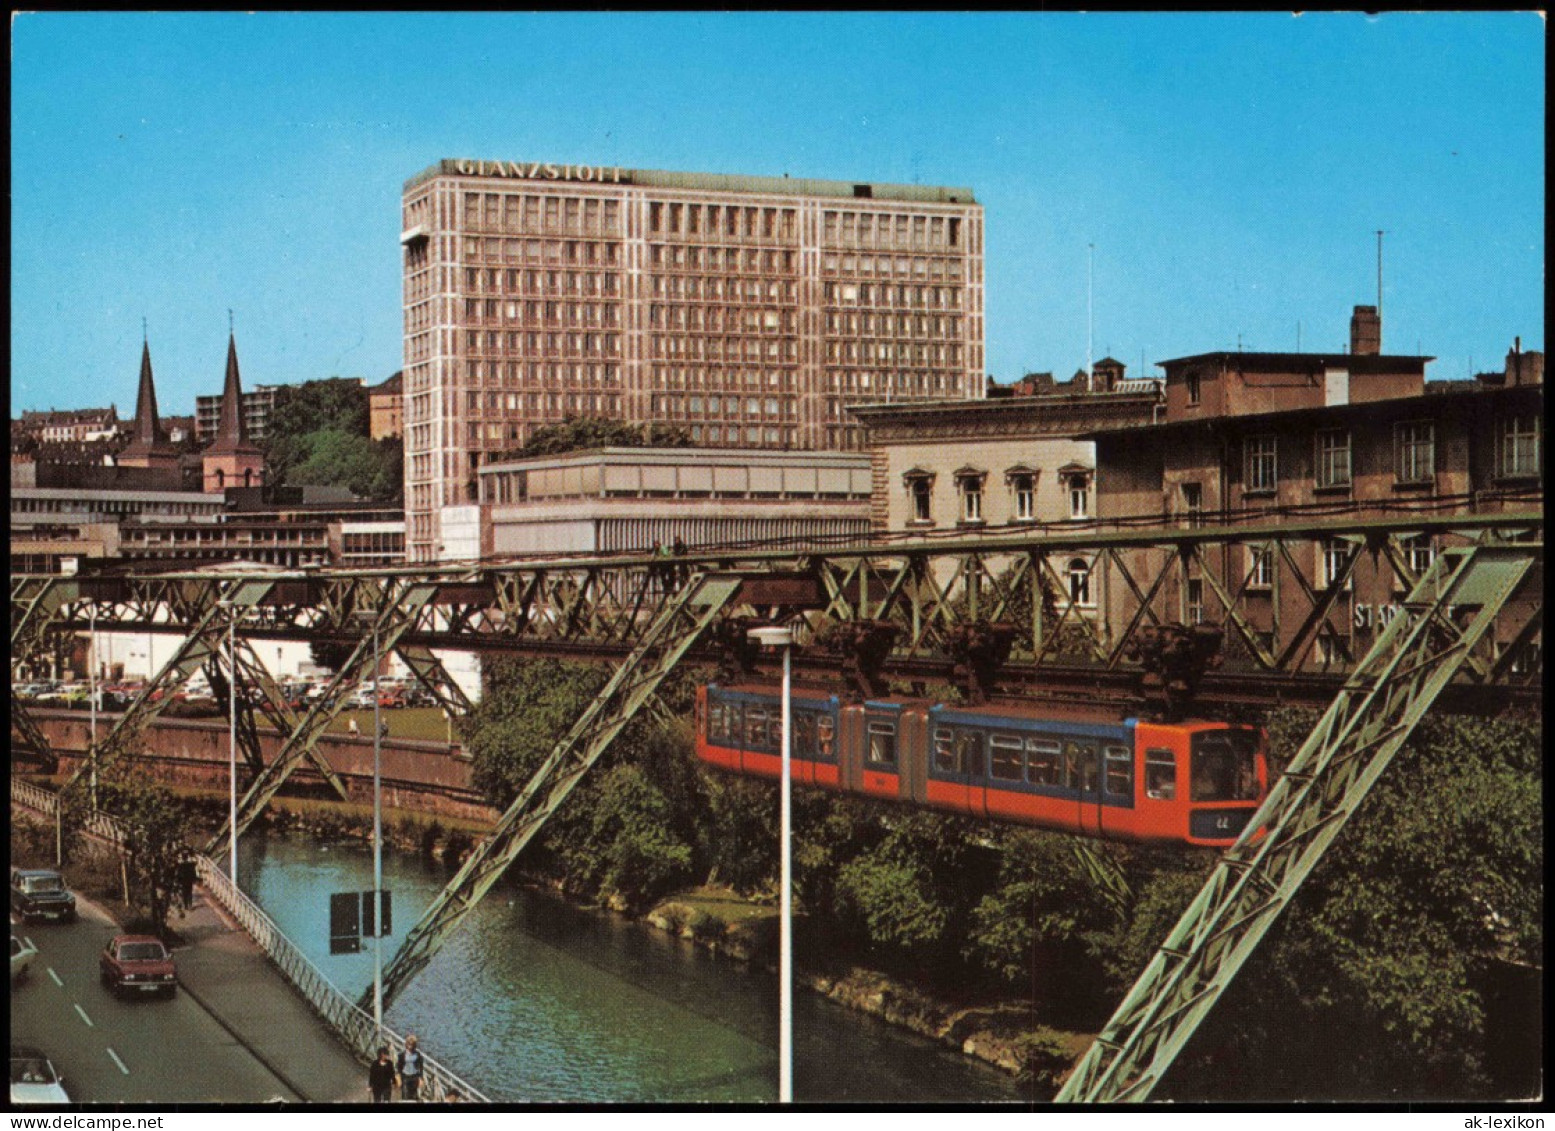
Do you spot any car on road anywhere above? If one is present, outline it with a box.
[99,934,177,998]
[10,935,38,983]
[9,868,77,924]
[10,1046,70,1104]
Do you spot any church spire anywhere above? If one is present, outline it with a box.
[119,337,178,471]
[207,330,261,455]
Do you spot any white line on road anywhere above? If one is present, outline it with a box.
[74,1003,95,1028]
[106,1047,130,1076]
[47,966,63,987]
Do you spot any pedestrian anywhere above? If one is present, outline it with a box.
[348,717,359,737]
[369,1046,395,1103]
[397,1034,425,1102]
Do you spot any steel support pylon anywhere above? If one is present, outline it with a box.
[371,571,745,1012]
[205,580,443,857]
[1055,541,1538,1103]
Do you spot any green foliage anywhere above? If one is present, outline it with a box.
[97,770,196,937]
[965,830,1122,985]
[1163,713,1542,1101]
[261,378,401,501]
[505,415,692,458]
[836,847,949,954]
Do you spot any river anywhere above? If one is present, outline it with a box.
[235,833,1026,1104]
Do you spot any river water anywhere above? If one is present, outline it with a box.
[235,834,1025,1104]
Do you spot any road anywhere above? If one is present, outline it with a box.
[10,898,299,1104]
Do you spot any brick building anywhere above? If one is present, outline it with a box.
[401,159,985,560]
[368,371,404,440]
[1088,318,1542,670]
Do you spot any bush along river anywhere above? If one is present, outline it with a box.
[233,832,1024,1104]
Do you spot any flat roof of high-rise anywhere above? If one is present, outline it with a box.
[405,159,977,205]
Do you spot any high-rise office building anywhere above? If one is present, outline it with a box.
[401,159,985,561]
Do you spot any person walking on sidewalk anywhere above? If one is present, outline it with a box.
[397,1035,425,1102]
[369,1046,396,1103]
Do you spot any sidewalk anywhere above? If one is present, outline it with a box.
[173,887,371,1104]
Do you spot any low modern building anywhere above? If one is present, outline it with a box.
[196,381,279,445]
[478,446,872,558]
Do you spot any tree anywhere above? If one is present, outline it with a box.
[261,378,401,501]
[98,770,196,937]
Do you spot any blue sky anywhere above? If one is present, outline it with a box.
[11,11,1545,416]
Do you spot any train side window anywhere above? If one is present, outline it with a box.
[768,713,783,748]
[1026,739,1061,786]
[1065,742,1099,791]
[727,704,743,745]
[816,715,836,760]
[990,734,1024,781]
[745,707,768,749]
[793,712,815,758]
[932,729,957,774]
[1145,748,1176,800]
[957,730,985,777]
[867,721,897,767]
[709,702,727,742]
[1104,744,1133,796]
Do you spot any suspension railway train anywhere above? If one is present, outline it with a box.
[695,683,1269,847]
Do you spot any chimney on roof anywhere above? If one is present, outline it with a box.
[1350,305,1381,356]
[1505,338,1544,387]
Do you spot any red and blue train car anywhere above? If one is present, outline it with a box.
[695,683,1268,848]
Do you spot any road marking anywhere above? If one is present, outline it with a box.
[47,966,63,987]
[74,1003,95,1028]
[106,1047,130,1075]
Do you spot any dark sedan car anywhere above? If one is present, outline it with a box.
[9,869,77,924]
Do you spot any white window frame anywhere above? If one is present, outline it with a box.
[1067,557,1094,607]
[1247,543,1274,590]
[1499,413,1541,479]
[1395,420,1436,484]
[1244,435,1278,494]
[1315,428,1352,489]
[904,471,935,525]
[1321,537,1354,591]
[955,469,987,524]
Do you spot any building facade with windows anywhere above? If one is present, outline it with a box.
[1088,335,1542,671]
[196,383,280,445]
[478,447,872,558]
[401,159,985,560]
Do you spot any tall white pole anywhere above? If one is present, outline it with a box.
[228,607,238,886]
[373,620,383,1035]
[779,637,792,1104]
[1087,243,1095,393]
[88,604,97,810]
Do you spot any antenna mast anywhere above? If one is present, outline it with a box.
[1087,244,1095,393]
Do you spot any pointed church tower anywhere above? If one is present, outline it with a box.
[118,338,182,475]
[202,332,266,493]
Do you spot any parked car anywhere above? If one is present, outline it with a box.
[9,869,77,924]
[9,1046,70,1104]
[10,936,38,984]
[99,934,177,998]
[377,690,406,709]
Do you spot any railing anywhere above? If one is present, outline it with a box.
[9,778,492,1104]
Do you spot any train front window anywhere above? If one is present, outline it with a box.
[1190,731,1260,801]
[867,721,897,767]
[990,735,1023,781]
[1145,748,1176,800]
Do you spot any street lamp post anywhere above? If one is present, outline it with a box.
[372,619,384,1036]
[227,602,239,886]
[747,624,793,1104]
[88,603,98,811]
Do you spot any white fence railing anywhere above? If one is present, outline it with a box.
[10,778,492,1104]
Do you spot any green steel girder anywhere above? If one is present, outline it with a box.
[10,691,56,772]
[205,579,444,857]
[392,642,475,716]
[1186,542,1279,671]
[1104,547,1175,669]
[1055,539,1539,1104]
[11,576,77,661]
[64,578,277,790]
[371,571,747,1013]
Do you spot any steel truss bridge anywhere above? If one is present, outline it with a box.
[10,509,1542,1103]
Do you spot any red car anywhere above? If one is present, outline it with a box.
[99,935,177,998]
